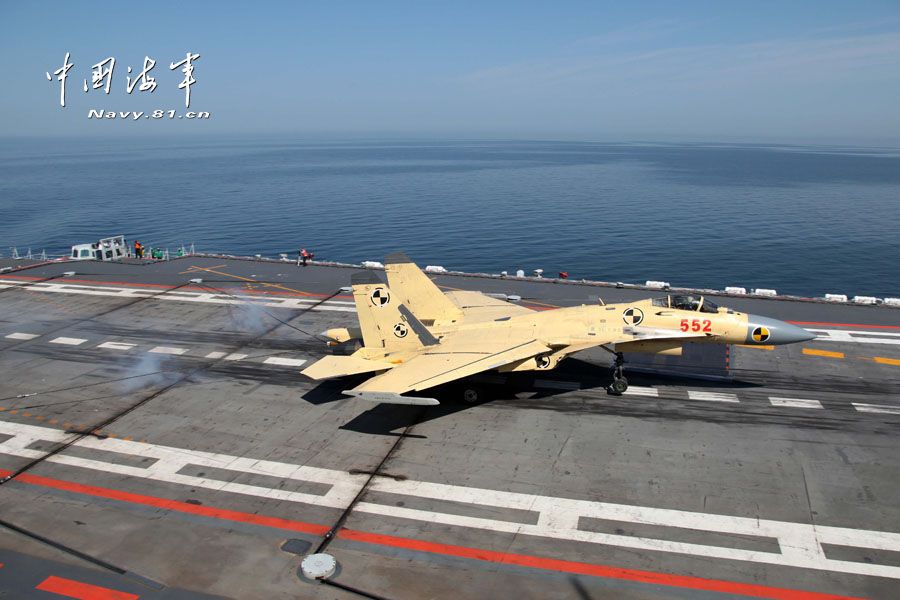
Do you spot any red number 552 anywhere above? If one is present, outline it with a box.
[681,319,711,332]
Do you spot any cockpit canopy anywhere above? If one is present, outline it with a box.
[651,294,719,313]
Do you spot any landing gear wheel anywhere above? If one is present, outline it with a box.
[609,377,629,395]
[607,352,628,395]
[460,385,483,404]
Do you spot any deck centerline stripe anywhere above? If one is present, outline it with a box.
[0,468,868,600]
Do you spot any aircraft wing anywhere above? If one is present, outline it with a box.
[346,338,551,399]
[443,290,534,322]
[302,355,396,379]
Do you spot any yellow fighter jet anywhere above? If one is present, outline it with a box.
[301,252,815,405]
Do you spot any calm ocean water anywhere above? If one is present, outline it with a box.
[1,137,898,298]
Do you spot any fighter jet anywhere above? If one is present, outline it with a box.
[301,252,815,405]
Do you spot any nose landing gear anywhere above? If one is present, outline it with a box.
[608,352,628,395]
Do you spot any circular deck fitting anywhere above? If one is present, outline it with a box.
[300,553,337,580]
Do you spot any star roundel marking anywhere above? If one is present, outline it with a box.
[393,323,409,338]
[370,287,390,307]
[622,307,644,325]
[752,326,770,342]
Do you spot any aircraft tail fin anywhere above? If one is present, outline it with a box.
[385,252,463,322]
[351,271,438,351]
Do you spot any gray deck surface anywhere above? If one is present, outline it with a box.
[0,255,897,600]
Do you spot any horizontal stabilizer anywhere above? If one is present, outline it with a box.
[301,355,395,379]
[342,389,440,405]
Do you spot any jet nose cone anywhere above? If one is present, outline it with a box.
[746,315,817,345]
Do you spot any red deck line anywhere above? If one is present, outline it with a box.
[0,469,869,600]
[0,275,350,300]
[5,470,329,536]
[786,321,900,330]
[338,529,864,600]
[35,575,139,600]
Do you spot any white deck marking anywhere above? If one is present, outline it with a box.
[687,390,739,403]
[97,342,136,351]
[262,357,306,367]
[5,333,39,340]
[807,329,900,346]
[852,403,900,415]
[1,419,898,580]
[49,337,87,346]
[623,386,658,397]
[148,346,188,355]
[224,353,247,361]
[205,351,226,359]
[0,279,355,313]
[769,397,823,409]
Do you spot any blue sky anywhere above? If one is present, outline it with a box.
[2,1,899,142]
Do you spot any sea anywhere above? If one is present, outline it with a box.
[1,137,898,299]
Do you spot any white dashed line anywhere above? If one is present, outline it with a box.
[0,279,356,313]
[97,341,136,351]
[49,337,87,346]
[687,390,739,403]
[263,357,307,367]
[148,346,188,355]
[5,333,39,340]
[623,386,659,397]
[224,353,247,361]
[769,397,823,409]
[205,351,227,359]
[853,403,900,415]
[807,329,900,346]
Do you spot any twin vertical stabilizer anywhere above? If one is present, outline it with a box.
[350,271,438,352]
[385,251,463,323]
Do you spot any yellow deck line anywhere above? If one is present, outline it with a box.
[874,356,900,366]
[802,348,844,359]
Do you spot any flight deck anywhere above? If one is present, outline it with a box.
[0,255,897,600]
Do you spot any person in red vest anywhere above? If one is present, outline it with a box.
[300,248,312,266]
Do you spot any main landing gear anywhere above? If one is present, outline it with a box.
[607,352,629,395]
